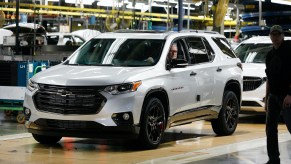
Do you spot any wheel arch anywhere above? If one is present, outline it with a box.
[224,80,242,108]
[141,88,169,124]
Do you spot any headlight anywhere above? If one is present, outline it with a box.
[104,81,142,95]
[27,79,39,92]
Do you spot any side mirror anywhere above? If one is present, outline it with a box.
[171,58,188,68]
[166,58,188,70]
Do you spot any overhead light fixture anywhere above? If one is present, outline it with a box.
[97,0,129,8]
[65,0,95,5]
[272,0,291,5]
[256,0,291,5]
[174,5,195,10]
[126,2,149,12]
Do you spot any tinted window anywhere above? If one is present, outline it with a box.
[186,37,210,64]
[212,37,236,58]
[63,35,74,45]
[73,36,85,45]
[235,43,272,63]
[46,35,59,45]
[68,39,165,67]
[202,37,215,61]
[69,39,115,65]
[113,39,165,66]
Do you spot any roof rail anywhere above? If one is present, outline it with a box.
[113,29,166,33]
[179,30,219,34]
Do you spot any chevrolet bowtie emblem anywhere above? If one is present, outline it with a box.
[57,89,72,96]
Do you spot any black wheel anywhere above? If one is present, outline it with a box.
[32,134,62,144]
[138,97,166,149]
[211,90,239,136]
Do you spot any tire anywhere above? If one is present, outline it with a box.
[211,90,239,136]
[138,97,166,149]
[16,113,25,124]
[32,134,62,144]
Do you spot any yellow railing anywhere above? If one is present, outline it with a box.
[0,2,237,25]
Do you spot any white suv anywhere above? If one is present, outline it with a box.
[46,32,86,46]
[235,36,291,113]
[24,30,243,149]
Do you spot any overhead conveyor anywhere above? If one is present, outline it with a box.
[0,2,237,26]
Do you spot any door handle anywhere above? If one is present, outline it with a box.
[190,71,197,76]
[216,67,222,72]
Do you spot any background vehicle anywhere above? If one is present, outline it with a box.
[71,29,100,41]
[224,29,244,49]
[46,32,86,46]
[24,30,242,149]
[235,36,291,113]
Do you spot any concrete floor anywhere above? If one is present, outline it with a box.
[0,111,290,164]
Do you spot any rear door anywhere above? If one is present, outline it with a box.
[185,36,217,107]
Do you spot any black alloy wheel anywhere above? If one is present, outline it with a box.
[211,90,239,136]
[138,97,165,149]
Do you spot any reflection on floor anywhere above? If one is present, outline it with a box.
[0,111,290,164]
[139,133,291,164]
[0,111,27,136]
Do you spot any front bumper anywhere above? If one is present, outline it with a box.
[241,82,266,113]
[25,119,140,139]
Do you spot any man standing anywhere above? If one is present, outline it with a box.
[265,25,291,164]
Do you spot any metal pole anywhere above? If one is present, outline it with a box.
[187,3,190,30]
[259,0,263,26]
[58,0,61,32]
[178,0,183,31]
[167,0,169,30]
[15,0,20,56]
[33,1,36,56]
[132,0,136,29]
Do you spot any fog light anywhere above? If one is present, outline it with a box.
[122,113,130,120]
[24,108,31,115]
[111,112,133,126]
[23,108,31,121]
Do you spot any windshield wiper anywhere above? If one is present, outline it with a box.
[91,64,114,66]
[66,63,90,66]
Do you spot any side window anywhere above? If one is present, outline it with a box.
[168,39,188,62]
[176,40,187,60]
[202,37,215,61]
[46,35,59,45]
[186,37,210,64]
[212,37,237,58]
[73,36,85,45]
[63,35,74,45]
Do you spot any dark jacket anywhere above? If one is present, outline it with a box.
[265,40,291,96]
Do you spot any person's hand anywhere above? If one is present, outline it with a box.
[283,94,291,109]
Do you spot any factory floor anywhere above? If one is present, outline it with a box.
[0,111,290,164]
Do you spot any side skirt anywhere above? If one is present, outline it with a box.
[166,105,221,128]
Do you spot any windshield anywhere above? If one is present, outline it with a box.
[67,38,165,67]
[235,43,272,63]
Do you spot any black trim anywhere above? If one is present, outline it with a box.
[167,105,220,128]
[288,87,291,96]
[26,119,140,139]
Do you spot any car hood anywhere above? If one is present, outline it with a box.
[242,63,266,77]
[32,65,154,86]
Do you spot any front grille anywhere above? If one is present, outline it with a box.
[243,76,265,91]
[34,84,107,115]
